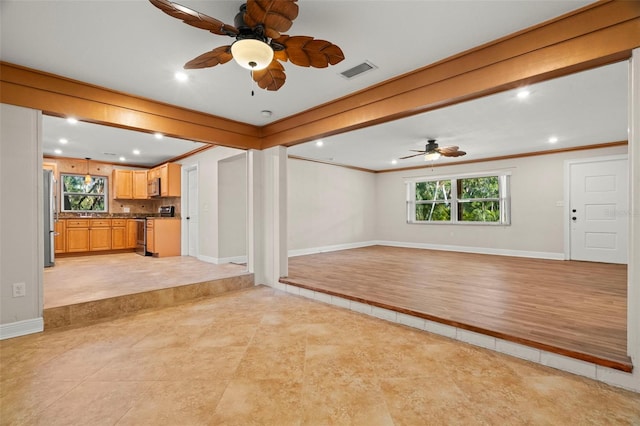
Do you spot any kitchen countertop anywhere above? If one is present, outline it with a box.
[58,213,179,219]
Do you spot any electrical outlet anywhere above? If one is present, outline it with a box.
[12,282,26,298]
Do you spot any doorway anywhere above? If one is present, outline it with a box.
[566,155,629,264]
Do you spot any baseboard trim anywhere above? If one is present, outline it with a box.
[374,240,565,261]
[287,240,564,261]
[288,241,377,257]
[198,254,248,265]
[0,317,44,340]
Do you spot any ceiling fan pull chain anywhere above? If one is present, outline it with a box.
[251,69,255,97]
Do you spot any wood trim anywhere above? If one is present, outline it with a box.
[261,1,640,148]
[44,155,152,170]
[0,63,261,150]
[377,141,629,173]
[287,155,376,173]
[165,144,217,165]
[287,141,627,175]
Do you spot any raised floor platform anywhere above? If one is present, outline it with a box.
[44,254,253,329]
[281,245,632,372]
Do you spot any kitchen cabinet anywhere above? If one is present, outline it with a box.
[113,170,133,199]
[111,219,127,250]
[149,163,181,197]
[89,219,111,251]
[66,219,90,252]
[126,219,138,248]
[54,219,66,253]
[113,169,149,200]
[133,170,148,199]
[146,218,180,257]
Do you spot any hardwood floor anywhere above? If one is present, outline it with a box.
[281,246,631,372]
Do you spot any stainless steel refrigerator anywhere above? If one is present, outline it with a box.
[43,169,56,267]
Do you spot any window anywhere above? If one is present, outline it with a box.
[407,172,510,225]
[61,174,108,212]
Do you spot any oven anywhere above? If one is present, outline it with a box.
[135,218,147,256]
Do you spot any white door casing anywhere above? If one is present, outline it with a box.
[186,166,199,257]
[566,155,628,264]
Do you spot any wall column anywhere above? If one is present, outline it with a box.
[248,146,288,285]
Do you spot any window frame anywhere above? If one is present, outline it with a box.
[406,170,511,225]
[60,173,109,213]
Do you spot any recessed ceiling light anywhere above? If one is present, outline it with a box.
[261,110,273,118]
[133,149,141,155]
[59,138,68,144]
[54,149,62,155]
[174,71,188,82]
[516,89,530,99]
[315,140,323,147]
[154,133,163,140]
[119,156,126,161]
[548,136,559,144]
[66,117,78,124]
[391,159,398,165]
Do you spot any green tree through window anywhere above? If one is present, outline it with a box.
[407,174,509,225]
[61,174,108,212]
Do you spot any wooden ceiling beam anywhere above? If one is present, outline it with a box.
[260,0,640,149]
[0,63,261,150]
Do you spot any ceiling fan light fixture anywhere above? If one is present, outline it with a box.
[231,39,273,70]
[424,152,441,161]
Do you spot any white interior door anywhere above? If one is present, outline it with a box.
[186,166,199,257]
[569,157,628,264]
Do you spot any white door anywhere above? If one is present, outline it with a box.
[186,166,199,257]
[569,157,628,264]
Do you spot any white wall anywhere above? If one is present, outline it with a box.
[287,158,377,253]
[179,146,246,263]
[218,153,247,259]
[375,145,628,258]
[0,104,43,335]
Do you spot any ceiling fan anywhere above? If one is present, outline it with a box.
[399,139,467,161]
[149,0,345,91]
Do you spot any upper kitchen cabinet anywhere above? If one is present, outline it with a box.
[113,169,148,200]
[113,170,133,199]
[133,170,148,199]
[149,163,181,197]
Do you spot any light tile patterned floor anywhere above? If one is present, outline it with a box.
[44,254,248,308]
[2,286,639,425]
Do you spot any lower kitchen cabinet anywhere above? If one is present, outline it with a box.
[126,219,138,248]
[146,218,180,257]
[111,219,127,250]
[66,219,90,252]
[89,219,112,251]
[54,220,66,253]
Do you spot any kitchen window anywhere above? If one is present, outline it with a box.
[61,174,108,212]
[406,172,510,225]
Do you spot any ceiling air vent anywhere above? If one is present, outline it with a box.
[340,61,377,79]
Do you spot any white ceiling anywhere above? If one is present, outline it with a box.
[3,0,627,170]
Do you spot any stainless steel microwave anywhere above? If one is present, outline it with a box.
[147,177,160,197]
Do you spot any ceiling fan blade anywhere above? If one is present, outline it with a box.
[184,46,233,69]
[149,0,238,36]
[409,149,427,153]
[444,150,467,157]
[276,35,345,68]
[244,0,299,39]
[252,60,286,91]
[436,145,460,156]
[399,153,425,160]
